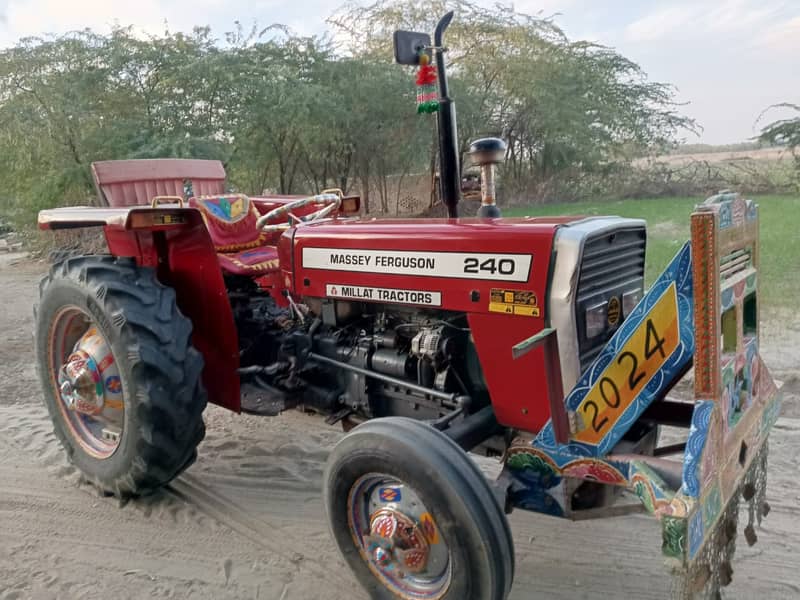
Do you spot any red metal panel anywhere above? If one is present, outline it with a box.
[468,312,550,432]
[164,221,240,412]
[290,217,566,315]
[102,212,240,412]
[278,228,295,293]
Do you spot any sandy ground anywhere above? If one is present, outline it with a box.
[1,252,799,600]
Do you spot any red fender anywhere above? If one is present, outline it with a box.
[100,209,241,412]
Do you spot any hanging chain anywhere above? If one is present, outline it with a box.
[671,441,769,599]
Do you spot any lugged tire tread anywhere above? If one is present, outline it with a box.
[37,255,207,497]
[325,416,515,600]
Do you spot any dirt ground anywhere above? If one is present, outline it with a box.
[1,253,798,600]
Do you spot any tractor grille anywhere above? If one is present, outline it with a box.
[575,226,647,373]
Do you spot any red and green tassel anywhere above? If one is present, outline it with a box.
[415,53,439,114]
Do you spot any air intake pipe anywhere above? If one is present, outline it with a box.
[469,137,507,218]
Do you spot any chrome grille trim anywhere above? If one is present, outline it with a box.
[548,217,647,395]
[576,226,646,372]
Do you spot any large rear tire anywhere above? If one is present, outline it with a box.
[324,417,514,600]
[35,255,207,497]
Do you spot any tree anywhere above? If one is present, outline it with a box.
[759,103,800,149]
[330,0,694,200]
[0,1,696,227]
[759,103,800,190]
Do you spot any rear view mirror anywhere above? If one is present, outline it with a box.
[393,30,432,65]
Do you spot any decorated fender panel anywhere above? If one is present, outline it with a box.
[501,194,782,597]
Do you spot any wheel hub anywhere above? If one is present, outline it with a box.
[347,474,451,597]
[59,350,104,415]
[364,508,430,575]
[49,305,127,459]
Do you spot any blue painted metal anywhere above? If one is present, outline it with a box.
[681,400,714,497]
[504,243,697,518]
[534,241,695,459]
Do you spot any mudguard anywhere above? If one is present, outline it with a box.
[39,205,241,412]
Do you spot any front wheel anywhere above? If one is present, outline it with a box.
[35,256,207,497]
[324,417,514,600]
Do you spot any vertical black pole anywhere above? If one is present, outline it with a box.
[434,12,460,218]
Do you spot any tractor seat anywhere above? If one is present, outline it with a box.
[189,194,280,277]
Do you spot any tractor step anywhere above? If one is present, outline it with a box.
[240,382,287,416]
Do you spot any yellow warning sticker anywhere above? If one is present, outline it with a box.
[488,289,540,317]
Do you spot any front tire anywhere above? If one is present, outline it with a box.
[324,417,514,600]
[35,255,207,497]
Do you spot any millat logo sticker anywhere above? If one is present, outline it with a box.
[105,375,122,394]
[379,487,402,502]
[326,284,441,307]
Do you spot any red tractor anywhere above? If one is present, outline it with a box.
[34,13,780,600]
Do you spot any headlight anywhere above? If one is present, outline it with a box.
[585,301,608,338]
[622,289,643,317]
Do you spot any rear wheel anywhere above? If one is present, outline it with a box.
[35,255,207,497]
[324,417,514,600]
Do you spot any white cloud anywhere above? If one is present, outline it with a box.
[624,4,697,43]
[0,0,168,46]
[508,0,577,17]
[0,0,211,46]
[625,0,785,43]
[753,15,800,52]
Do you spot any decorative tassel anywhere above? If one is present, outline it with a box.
[415,53,439,114]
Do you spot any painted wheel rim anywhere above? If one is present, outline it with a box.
[48,306,124,459]
[347,473,452,599]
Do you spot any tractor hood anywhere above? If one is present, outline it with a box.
[282,216,586,318]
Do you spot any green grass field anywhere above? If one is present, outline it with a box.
[504,195,800,308]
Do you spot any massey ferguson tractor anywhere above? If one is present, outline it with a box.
[34,13,782,600]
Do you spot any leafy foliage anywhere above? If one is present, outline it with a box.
[759,103,800,149]
[0,1,694,226]
[758,103,800,190]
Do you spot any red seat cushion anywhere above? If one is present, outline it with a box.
[190,194,270,252]
[216,246,280,276]
[189,194,280,277]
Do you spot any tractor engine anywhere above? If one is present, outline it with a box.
[306,305,483,420]
[232,286,485,423]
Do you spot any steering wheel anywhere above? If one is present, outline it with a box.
[256,192,341,233]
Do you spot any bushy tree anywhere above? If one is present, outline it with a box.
[0,0,694,225]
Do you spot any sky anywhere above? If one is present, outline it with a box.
[0,0,798,145]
